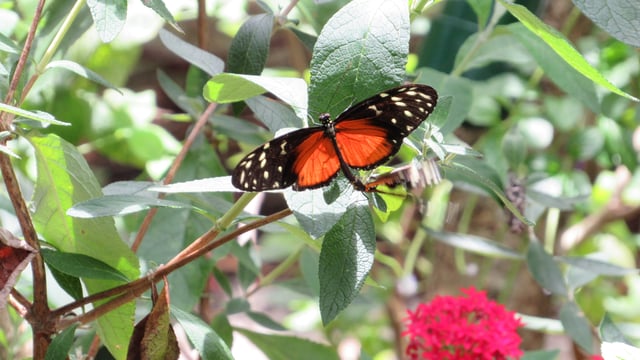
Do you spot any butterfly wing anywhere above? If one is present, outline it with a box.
[231,127,341,191]
[334,84,438,169]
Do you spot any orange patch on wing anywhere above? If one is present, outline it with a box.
[292,132,341,188]
[334,119,395,168]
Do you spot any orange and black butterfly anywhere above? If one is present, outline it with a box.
[231,84,438,191]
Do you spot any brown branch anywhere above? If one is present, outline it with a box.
[131,103,217,252]
[0,1,50,358]
[54,208,292,329]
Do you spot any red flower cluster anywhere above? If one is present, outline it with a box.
[403,287,524,360]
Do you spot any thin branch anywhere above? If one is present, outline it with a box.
[131,102,217,252]
[54,208,292,327]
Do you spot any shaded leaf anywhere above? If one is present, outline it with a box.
[68,194,193,218]
[228,14,274,75]
[559,301,593,352]
[427,229,523,260]
[159,29,224,76]
[319,203,375,324]
[600,313,630,344]
[45,324,78,360]
[41,248,129,282]
[46,60,120,92]
[526,241,568,296]
[171,306,233,360]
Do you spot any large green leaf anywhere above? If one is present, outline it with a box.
[572,0,640,47]
[284,179,362,239]
[526,241,567,296]
[204,73,308,120]
[308,0,410,118]
[319,203,375,324]
[228,14,274,75]
[559,301,593,352]
[500,0,639,102]
[29,134,139,360]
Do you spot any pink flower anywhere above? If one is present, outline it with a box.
[589,356,603,360]
[403,287,524,360]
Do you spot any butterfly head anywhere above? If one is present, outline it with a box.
[318,113,332,125]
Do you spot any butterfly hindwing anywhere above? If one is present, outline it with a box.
[231,127,341,191]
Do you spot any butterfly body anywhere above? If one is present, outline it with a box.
[232,84,438,191]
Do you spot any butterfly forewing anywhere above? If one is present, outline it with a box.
[232,128,322,191]
[335,84,438,169]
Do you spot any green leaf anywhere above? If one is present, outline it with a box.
[211,315,234,348]
[245,95,304,132]
[308,0,410,119]
[559,301,593,352]
[46,60,120,92]
[156,69,202,117]
[466,0,493,29]
[159,29,224,76]
[171,307,233,360]
[526,241,568,296]
[441,159,534,226]
[47,265,83,300]
[86,0,126,43]
[0,103,69,126]
[573,0,640,47]
[284,181,361,239]
[204,73,308,120]
[500,1,639,102]
[142,0,181,32]
[426,229,523,260]
[212,266,233,297]
[246,311,287,331]
[600,313,630,344]
[226,298,251,314]
[319,204,375,324]
[455,27,532,72]
[521,350,560,360]
[29,133,139,360]
[68,195,193,218]
[45,324,78,360]
[41,248,129,282]
[559,256,638,277]
[414,69,473,136]
[228,14,274,75]
[507,23,600,113]
[236,328,339,360]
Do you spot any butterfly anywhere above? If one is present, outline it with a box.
[231,84,438,191]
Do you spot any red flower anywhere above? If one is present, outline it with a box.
[589,356,603,360]
[403,287,524,360]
